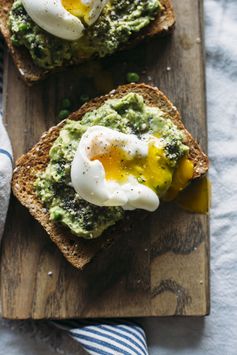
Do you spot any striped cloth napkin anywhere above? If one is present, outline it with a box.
[52,319,149,354]
[0,39,148,355]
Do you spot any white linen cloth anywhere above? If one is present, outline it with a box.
[0,0,237,353]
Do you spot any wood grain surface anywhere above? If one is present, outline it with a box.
[0,0,210,319]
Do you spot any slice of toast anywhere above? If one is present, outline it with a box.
[12,84,209,270]
[0,0,175,83]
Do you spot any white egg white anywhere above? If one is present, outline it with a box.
[22,0,84,40]
[82,0,109,25]
[71,126,160,212]
[22,0,108,41]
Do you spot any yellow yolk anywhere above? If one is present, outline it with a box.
[92,143,173,195]
[62,0,90,19]
[176,177,211,214]
[164,158,194,201]
[163,157,211,214]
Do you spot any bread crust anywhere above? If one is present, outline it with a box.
[12,84,209,269]
[0,0,176,83]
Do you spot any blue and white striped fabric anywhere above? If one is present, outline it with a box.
[0,117,13,229]
[52,319,148,355]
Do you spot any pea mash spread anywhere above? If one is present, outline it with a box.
[35,93,189,239]
[9,0,161,69]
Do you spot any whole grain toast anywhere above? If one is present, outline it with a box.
[12,84,209,270]
[0,0,175,83]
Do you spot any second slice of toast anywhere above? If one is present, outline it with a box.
[0,0,175,83]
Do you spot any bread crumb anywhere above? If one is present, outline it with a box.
[19,68,25,76]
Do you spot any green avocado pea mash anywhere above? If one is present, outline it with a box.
[9,0,161,70]
[35,93,189,239]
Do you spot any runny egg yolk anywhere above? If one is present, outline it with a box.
[62,0,90,19]
[164,157,194,200]
[92,143,174,195]
[176,177,211,214]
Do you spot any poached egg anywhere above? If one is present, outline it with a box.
[22,0,108,41]
[71,126,174,212]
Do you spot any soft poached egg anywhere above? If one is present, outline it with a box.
[71,126,174,212]
[22,0,108,41]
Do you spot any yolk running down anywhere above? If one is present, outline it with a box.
[176,177,211,214]
[62,0,90,18]
[92,144,174,195]
[164,158,194,201]
[90,137,210,213]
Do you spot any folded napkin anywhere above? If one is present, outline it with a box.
[0,118,12,240]
[0,39,13,240]
[53,319,149,354]
[0,39,148,355]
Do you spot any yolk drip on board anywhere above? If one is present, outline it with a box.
[164,157,194,201]
[164,158,210,214]
[175,177,211,214]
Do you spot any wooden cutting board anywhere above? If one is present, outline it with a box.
[0,0,209,319]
